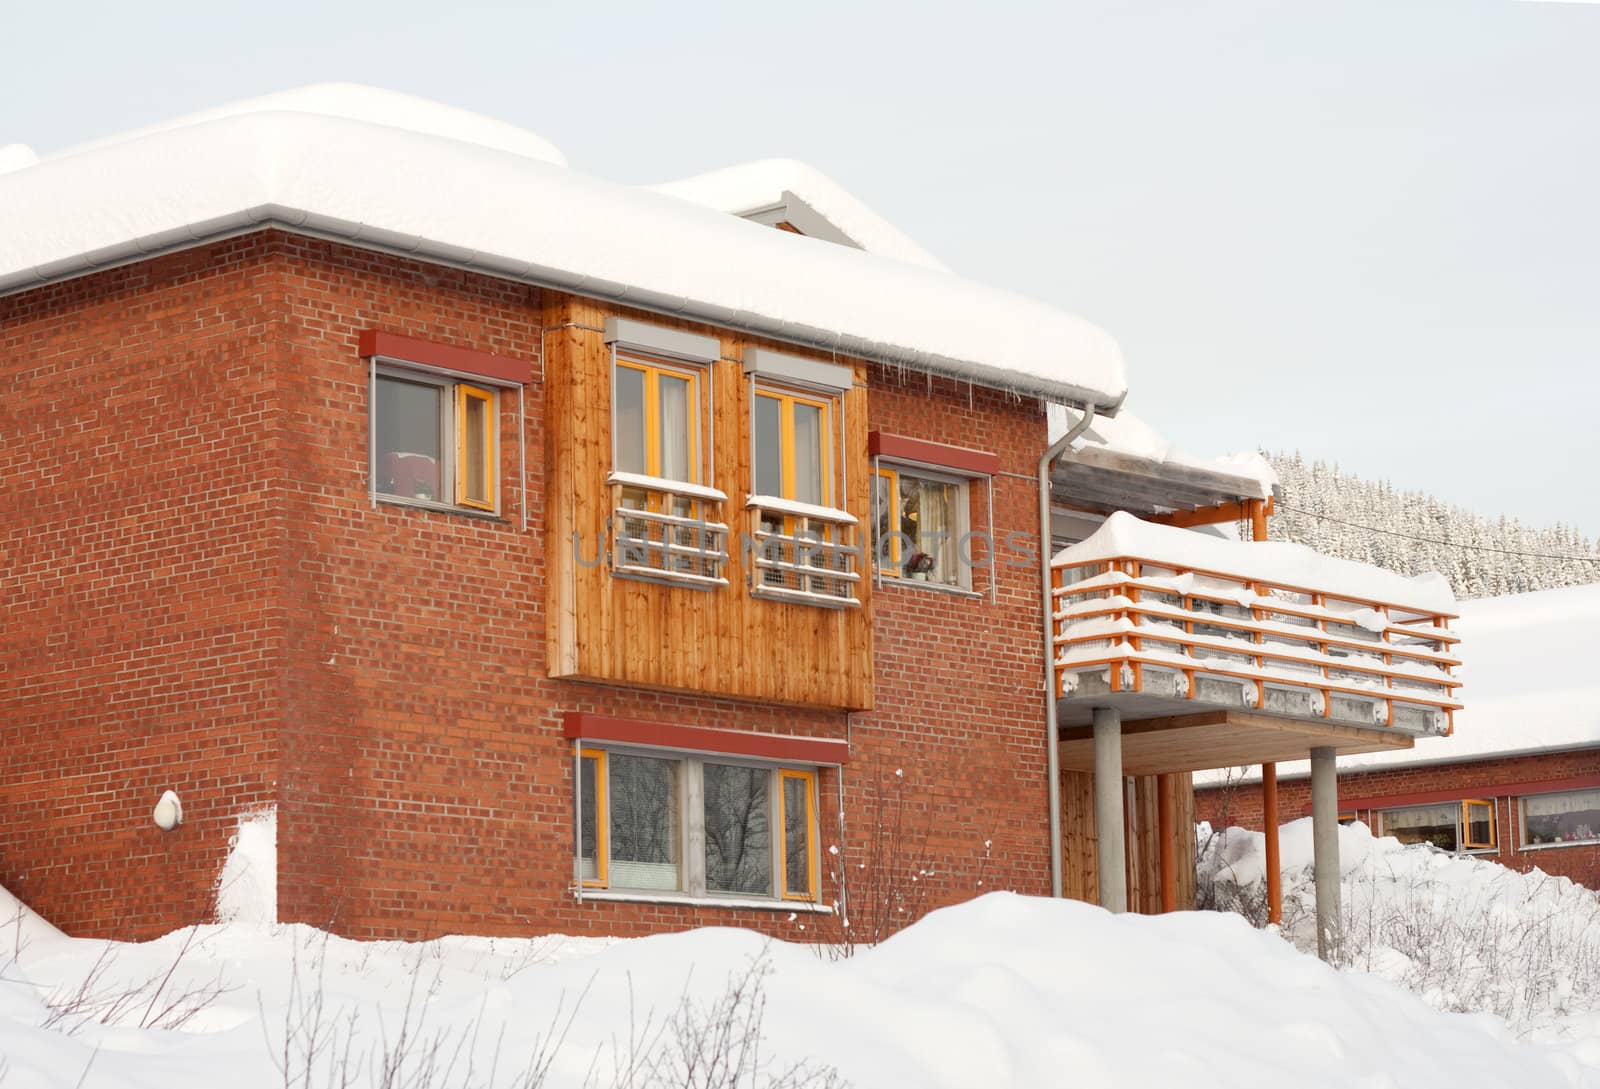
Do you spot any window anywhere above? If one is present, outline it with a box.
[1519,788,1600,848]
[1375,799,1498,853]
[873,465,969,588]
[374,367,498,511]
[748,384,856,604]
[614,356,701,486]
[752,387,834,507]
[577,749,819,902]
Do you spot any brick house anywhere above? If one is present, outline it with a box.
[1195,584,1600,890]
[1,85,1458,943]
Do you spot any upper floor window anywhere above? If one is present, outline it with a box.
[873,465,969,588]
[374,367,498,512]
[753,386,834,507]
[614,356,701,484]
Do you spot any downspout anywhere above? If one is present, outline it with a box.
[1041,400,1103,898]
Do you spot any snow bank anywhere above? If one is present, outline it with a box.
[2,884,1597,1087]
[1200,818,1600,1043]
[214,807,277,926]
[1056,510,1458,614]
[0,87,1125,406]
[652,157,950,271]
[1195,582,1600,784]
[0,142,36,174]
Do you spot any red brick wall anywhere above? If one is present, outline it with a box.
[3,231,1061,942]
[1,237,285,939]
[1194,749,1600,890]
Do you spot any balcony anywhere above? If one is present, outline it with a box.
[1051,512,1461,773]
[609,471,730,589]
[747,495,862,608]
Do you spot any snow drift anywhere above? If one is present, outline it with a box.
[4,884,1599,1087]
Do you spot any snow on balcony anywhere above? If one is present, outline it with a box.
[1052,513,1461,738]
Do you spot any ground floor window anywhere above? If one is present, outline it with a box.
[1375,799,1496,852]
[1520,788,1600,848]
[577,748,818,902]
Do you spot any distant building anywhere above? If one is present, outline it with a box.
[1195,585,1600,890]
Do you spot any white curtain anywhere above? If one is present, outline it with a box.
[1525,790,1600,818]
[1379,803,1456,830]
[659,375,689,482]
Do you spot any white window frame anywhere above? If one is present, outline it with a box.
[1517,787,1600,851]
[575,745,823,907]
[371,361,502,515]
[871,461,974,592]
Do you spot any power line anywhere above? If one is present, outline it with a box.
[1273,505,1600,564]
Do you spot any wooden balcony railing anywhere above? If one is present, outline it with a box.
[1051,553,1462,736]
[747,495,862,608]
[608,471,729,589]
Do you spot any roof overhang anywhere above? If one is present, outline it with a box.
[1057,708,1415,776]
[1051,445,1274,521]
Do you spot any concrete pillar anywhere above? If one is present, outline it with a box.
[1310,746,1342,962]
[1093,707,1127,913]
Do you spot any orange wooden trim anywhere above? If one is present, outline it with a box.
[359,329,533,385]
[563,712,849,765]
[1262,763,1281,925]
[1157,773,1176,913]
[1149,496,1275,531]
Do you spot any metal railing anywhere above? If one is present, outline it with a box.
[1051,556,1462,735]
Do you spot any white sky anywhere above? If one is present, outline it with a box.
[7,0,1596,538]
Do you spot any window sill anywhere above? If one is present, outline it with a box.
[376,495,507,523]
[576,890,833,914]
[875,575,982,600]
[1518,839,1600,852]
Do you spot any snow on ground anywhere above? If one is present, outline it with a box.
[4,881,1600,1088]
[1195,582,1600,787]
[1200,817,1600,1054]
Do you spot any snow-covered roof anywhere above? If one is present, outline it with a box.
[1195,582,1600,784]
[0,85,1125,408]
[1048,403,1278,499]
[650,158,950,272]
[1055,511,1457,615]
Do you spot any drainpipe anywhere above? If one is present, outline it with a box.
[1040,400,1103,898]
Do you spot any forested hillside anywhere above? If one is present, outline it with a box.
[1263,453,1600,600]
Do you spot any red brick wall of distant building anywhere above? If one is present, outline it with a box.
[1,230,1065,941]
[1194,749,1600,890]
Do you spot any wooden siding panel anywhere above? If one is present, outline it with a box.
[543,293,873,710]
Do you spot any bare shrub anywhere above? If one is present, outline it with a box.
[40,925,234,1034]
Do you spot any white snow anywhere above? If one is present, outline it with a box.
[1195,583,1600,785]
[58,82,569,166]
[1200,818,1600,1044]
[0,142,37,174]
[652,158,950,272]
[1048,403,1279,498]
[1055,510,1459,614]
[2,884,1597,1087]
[0,86,1125,406]
[214,807,277,926]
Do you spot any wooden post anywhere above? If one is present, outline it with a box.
[1250,498,1269,544]
[1157,773,1176,913]
[1262,762,1281,925]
